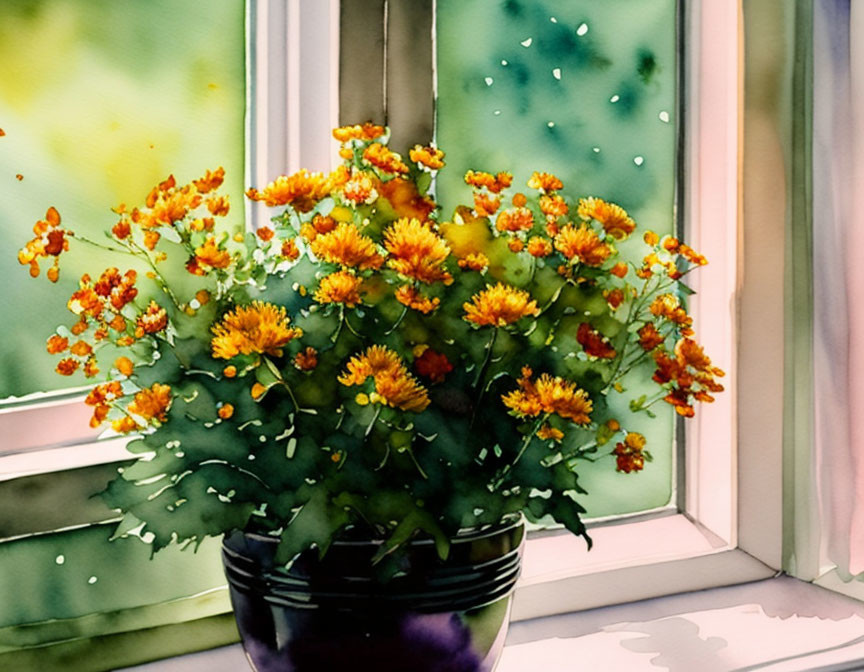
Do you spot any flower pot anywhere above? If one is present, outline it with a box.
[221,516,525,672]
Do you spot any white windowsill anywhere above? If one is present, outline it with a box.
[122,575,864,672]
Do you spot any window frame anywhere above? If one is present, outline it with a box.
[0,0,783,628]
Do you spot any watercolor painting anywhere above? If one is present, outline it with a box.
[2,1,864,671]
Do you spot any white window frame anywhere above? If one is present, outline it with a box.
[0,0,783,626]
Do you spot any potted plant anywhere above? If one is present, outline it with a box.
[18,123,723,672]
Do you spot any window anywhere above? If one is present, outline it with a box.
[1,0,794,667]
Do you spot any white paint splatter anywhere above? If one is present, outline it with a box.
[577,23,589,36]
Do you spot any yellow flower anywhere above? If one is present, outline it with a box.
[554,223,613,267]
[577,197,635,240]
[338,345,429,413]
[251,382,267,399]
[537,425,564,442]
[395,285,440,314]
[332,122,386,143]
[309,223,384,270]
[211,301,302,359]
[128,383,172,422]
[246,169,332,211]
[314,270,364,307]
[384,218,452,284]
[457,252,489,272]
[463,283,539,327]
[114,356,134,376]
[502,367,592,425]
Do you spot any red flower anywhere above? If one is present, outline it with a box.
[414,348,453,384]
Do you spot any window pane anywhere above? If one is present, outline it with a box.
[436,0,679,518]
[0,0,246,400]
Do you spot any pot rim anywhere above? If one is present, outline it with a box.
[235,512,525,550]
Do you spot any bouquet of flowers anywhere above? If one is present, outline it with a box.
[19,123,723,564]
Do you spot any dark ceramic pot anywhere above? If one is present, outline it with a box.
[222,516,525,672]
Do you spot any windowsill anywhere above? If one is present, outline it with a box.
[121,575,864,672]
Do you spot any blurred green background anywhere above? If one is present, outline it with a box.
[0,0,246,400]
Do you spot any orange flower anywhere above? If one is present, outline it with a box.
[332,122,386,143]
[508,238,525,253]
[56,358,79,376]
[194,237,232,270]
[341,170,379,205]
[135,301,168,338]
[502,366,592,425]
[604,288,625,309]
[18,206,69,281]
[576,323,617,359]
[652,338,725,417]
[309,222,384,270]
[223,365,237,378]
[128,383,172,422]
[464,170,513,194]
[112,417,140,434]
[409,144,445,170]
[207,195,230,216]
[649,294,693,334]
[294,347,319,371]
[218,403,234,420]
[112,218,131,240]
[414,348,453,383]
[211,301,302,359]
[537,425,564,442]
[495,207,534,233]
[638,323,665,351]
[83,358,99,378]
[539,194,568,218]
[395,285,440,314]
[554,223,613,267]
[614,432,646,473]
[70,340,93,357]
[643,230,660,246]
[610,262,629,278]
[678,243,707,266]
[512,193,528,207]
[527,172,563,192]
[384,218,452,284]
[67,278,105,319]
[193,167,225,194]
[315,270,364,307]
[93,268,138,311]
[281,238,300,260]
[338,345,429,413]
[457,252,489,272]
[577,197,635,240]
[363,142,409,174]
[473,192,501,217]
[256,226,275,242]
[115,356,134,376]
[527,237,553,258]
[463,283,539,327]
[46,334,69,354]
[246,169,332,211]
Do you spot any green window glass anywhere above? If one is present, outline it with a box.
[0,0,246,400]
[436,0,680,518]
